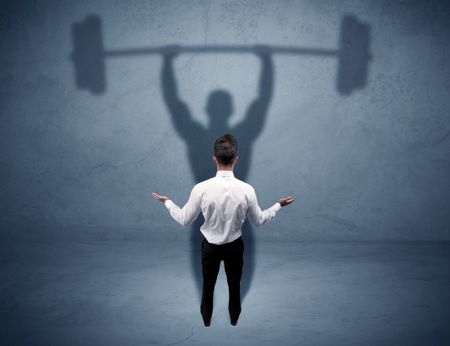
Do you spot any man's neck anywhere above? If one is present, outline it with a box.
[217,166,234,172]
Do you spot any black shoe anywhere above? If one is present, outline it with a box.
[230,320,238,326]
[203,320,211,327]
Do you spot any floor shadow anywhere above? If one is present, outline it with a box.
[161,50,274,302]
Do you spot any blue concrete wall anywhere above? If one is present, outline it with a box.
[1,0,449,241]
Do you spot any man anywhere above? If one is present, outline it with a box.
[152,134,294,327]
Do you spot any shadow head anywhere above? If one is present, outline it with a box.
[206,89,234,126]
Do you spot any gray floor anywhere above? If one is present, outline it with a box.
[1,240,449,346]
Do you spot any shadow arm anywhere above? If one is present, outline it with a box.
[235,54,274,138]
[161,55,202,137]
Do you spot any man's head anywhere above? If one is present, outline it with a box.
[213,134,238,168]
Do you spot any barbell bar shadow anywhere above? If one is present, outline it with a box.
[71,14,371,95]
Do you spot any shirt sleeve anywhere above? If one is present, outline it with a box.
[246,187,281,227]
[164,185,201,226]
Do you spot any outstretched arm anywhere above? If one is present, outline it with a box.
[234,46,274,139]
[152,189,201,227]
[160,47,203,138]
[246,187,295,227]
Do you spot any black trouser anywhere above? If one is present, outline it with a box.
[200,236,244,324]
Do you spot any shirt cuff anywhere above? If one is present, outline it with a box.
[164,199,174,209]
[272,202,282,212]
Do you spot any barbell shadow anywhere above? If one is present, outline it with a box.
[70,14,371,95]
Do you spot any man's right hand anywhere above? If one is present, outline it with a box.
[278,196,295,207]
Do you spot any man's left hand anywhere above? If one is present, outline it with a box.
[152,192,169,203]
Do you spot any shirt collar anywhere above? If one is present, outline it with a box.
[216,170,234,178]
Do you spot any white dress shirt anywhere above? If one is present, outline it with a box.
[164,170,281,245]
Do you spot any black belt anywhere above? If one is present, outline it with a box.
[204,236,242,247]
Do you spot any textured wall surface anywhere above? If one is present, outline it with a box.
[1,0,449,241]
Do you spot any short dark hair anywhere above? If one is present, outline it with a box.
[214,134,237,166]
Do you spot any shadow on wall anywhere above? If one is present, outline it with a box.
[70,14,371,96]
[69,14,372,302]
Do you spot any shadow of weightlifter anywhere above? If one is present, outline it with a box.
[160,45,274,302]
